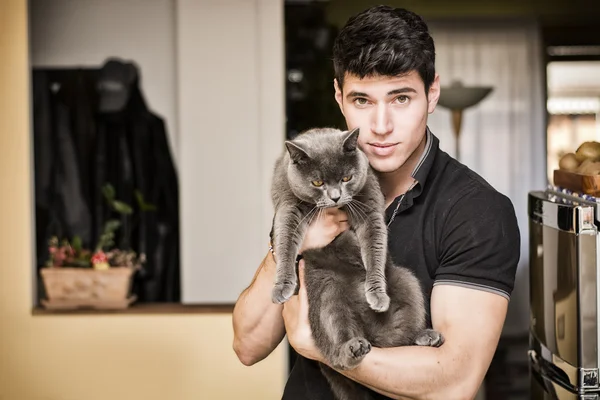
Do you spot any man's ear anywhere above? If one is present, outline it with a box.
[285,141,310,164]
[334,79,345,115]
[427,73,441,114]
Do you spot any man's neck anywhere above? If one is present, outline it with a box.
[378,133,427,207]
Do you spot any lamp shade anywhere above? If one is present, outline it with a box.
[438,80,493,110]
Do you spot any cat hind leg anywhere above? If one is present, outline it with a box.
[414,329,445,347]
[330,336,372,370]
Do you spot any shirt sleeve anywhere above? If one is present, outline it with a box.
[433,185,521,300]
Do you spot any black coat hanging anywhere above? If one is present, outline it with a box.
[32,58,181,303]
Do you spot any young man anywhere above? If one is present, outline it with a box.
[232,5,520,400]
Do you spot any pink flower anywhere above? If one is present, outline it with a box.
[91,251,108,265]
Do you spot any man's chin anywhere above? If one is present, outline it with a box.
[369,159,404,174]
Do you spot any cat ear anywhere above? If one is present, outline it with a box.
[342,127,360,152]
[285,141,310,164]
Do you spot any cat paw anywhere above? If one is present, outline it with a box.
[333,337,372,370]
[271,281,297,304]
[414,329,445,347]
[366,291,390,312]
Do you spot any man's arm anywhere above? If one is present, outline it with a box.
[232,251,286,366]
[284,265,507,399]
[233,208,350,366]
[284,187,519,399]
[337,284,508,400]
[337,189,519,399]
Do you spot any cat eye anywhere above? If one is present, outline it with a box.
[342,176,352,182]
[311,180,324,187]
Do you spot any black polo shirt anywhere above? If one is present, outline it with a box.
[281,128,521,400]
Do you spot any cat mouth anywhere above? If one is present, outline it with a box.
[317,201,349,209]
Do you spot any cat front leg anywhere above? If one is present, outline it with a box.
[353,213,390,312]
[271,205,309,304]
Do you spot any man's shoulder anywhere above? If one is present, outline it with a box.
[426,152,521,299]
[431,151,514,210]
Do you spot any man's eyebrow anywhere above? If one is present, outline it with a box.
[346,87,418,99]
[387,87,417,95]
[346,91,369,99]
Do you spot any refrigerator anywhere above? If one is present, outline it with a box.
[528,188,600,399]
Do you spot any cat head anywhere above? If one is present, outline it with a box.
[285,127,369,208]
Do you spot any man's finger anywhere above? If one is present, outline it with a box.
[338,221,350,233]
[298,260,307,295]
[325,207,338,217]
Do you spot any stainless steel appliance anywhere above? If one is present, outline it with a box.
[528,189,600,399]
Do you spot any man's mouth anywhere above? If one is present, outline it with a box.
[368,142,398,156]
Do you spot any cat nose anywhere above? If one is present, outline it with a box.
[328,188,341,203]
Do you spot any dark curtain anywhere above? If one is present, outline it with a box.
[284,1,343,373]
[32,63,180,303]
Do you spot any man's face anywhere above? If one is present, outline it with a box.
[334,71,440,174]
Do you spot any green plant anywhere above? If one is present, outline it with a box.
[45,183,155,269]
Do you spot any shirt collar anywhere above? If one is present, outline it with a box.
[385,127,439,224]
[410,127,438,199]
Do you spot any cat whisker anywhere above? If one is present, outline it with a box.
[308,207,320,226]
[318,207,324,222]
[346,202,366,225]
[348,201,369,223]
[351,198,376,213]
[292,206,318,238]
[349,199,370,215]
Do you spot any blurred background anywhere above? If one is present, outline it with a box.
[1,0,600,399]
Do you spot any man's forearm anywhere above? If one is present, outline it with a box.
[232,251,286,365]
[336,345,464,400]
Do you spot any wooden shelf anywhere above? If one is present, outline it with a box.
[32,302,234,315]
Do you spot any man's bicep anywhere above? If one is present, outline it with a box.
[435,187,521,302]
[430,284,508,396]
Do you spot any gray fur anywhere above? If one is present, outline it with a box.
[271,127,389,311]
[270,127,444,399]
[303,234,444,399]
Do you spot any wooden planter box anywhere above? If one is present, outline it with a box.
[40,267,136,310]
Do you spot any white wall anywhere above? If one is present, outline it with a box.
[178,0,285,304]
[29,0,286,304]
[29,0,179,161]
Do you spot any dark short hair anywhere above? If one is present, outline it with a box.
[333,5,436,93]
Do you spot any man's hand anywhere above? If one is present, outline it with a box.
[299,207,349,253]
[282,260,324,363]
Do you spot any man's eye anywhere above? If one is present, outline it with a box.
[354,98,368,106]
[396,96,409,104]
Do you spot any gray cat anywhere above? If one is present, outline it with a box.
[271,127,389,311]
[270,127,444,400]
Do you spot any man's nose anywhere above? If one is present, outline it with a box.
[371,104,393,136]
